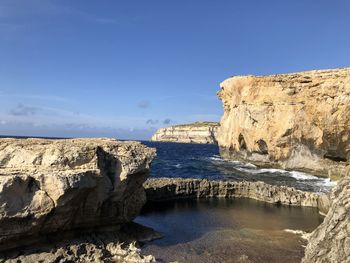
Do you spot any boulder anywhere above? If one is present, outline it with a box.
[0,138,156,251]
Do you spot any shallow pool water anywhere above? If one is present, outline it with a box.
[136,198,323,263]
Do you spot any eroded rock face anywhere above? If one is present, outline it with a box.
[303,173,350,263]
[151,122,219,144]
[144,178,329,212]
[0,138,156,251]
[217,68,350,178]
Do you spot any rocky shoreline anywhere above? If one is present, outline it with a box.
[151,122,219,144]
[214,67,350,262]
[0,135,347,262]
[144,178,330,214]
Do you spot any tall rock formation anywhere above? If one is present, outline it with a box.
[151,122,219,144]
[303,170,350,262]
[0,138,156,251]
[217,68,350,178]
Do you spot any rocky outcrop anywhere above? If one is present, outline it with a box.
[2,242,155,263]
[0,138,156,251]
[303,172,350,263]
[151,122,219,144]
[217,68,350,179]
[0,222,160,263]
[144,178,329,212]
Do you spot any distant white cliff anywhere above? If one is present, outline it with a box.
[151,122,219,144]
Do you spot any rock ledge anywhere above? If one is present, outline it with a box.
[144,178,329,213]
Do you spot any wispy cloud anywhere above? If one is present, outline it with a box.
[146,118,172,125]
[0,99,159,138]
[9,103,39,116]
[0,93,71,103]
[146,119,158,125]
[163,118,171,125]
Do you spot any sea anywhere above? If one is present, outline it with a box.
[142,141,335,193]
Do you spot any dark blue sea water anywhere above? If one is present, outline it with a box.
[142,141,335,193]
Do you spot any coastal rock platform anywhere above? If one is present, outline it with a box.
[144,177,330,213]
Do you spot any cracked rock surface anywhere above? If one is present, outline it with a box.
[0,138,156,251]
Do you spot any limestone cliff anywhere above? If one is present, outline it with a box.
[217,68,350,178]
[303,171,350,262]
[0,138,156,251]
[151,122,219,144]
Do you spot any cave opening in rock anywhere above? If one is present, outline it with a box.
[323,154,347,162]
[257,139,269,155]
[238,134,247,151]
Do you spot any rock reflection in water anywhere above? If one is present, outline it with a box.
[136,198,323,263]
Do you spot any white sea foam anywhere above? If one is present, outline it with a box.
[209,156,257,169]
[208,155,335,191]
[289,171,319,180]
[174,164,182,168]
[284,229,310,240]
[209,156,224,162]
[258,168,289,174]
[244,162,257,169]
[314,178,337,188]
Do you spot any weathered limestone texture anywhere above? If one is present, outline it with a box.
[217,68,350,178]
[144,178,329,212]
[0,138,156,251]
[303,170,350,263]
[151,122,219,144]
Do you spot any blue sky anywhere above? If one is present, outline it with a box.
[0,0,349,140]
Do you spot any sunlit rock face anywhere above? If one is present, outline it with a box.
[303,169,350,263]
[151,122,219,144]
[0,138,156,251]
[217,68,350,179]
